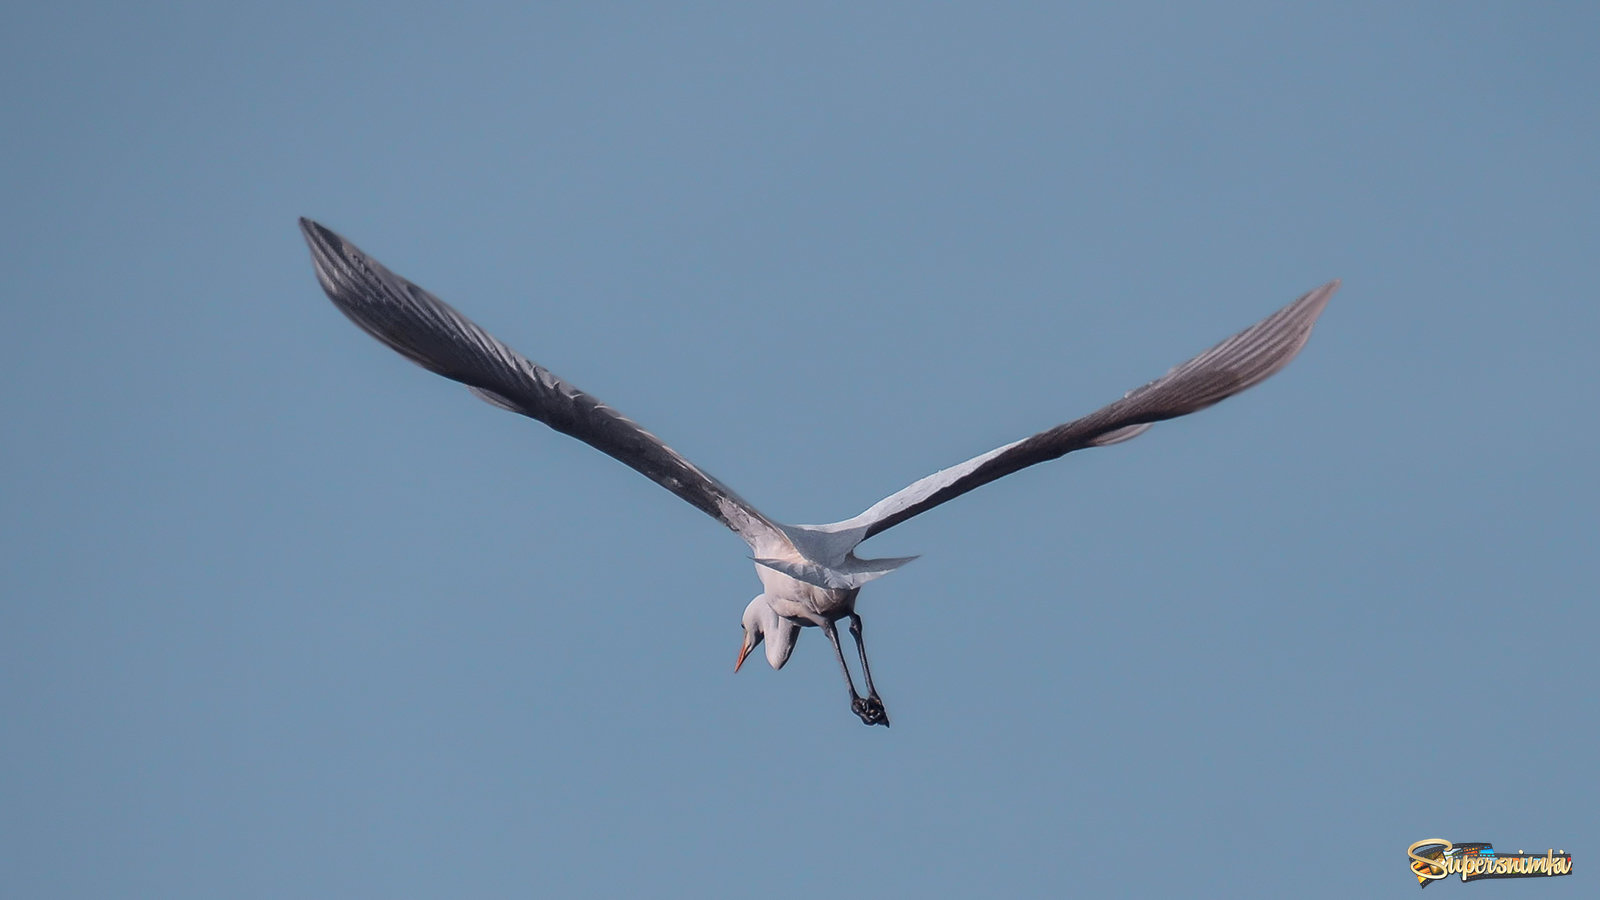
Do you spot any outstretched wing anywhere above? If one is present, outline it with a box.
[299,218,790,554]
[817,280,1338,543]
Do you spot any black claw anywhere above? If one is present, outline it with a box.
[851,695,890,727]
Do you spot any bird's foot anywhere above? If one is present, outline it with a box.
[851,695,890,727]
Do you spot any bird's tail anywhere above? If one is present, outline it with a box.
[753,553,918,591]
[752,524,917,590]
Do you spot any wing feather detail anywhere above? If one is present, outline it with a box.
[818,280,1338,542]
[299,218,789,554]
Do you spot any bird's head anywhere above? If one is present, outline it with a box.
[736,595,799,672]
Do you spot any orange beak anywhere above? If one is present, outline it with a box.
[735,637,752,672]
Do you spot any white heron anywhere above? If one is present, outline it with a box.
[300,218,1336,727]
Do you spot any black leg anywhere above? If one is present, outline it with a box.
[848,614,889,727]
[824,621,888,727]
[847,614,880,697]
[822,621,861,700]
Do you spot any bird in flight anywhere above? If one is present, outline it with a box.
[300,218,1336,727]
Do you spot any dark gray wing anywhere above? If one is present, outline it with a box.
[299,218,790,554]
[826,281,1338,541]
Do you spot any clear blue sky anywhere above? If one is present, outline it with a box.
[2,3,1593,897]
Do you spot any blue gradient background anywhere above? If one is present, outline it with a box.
[2,3,1593,897]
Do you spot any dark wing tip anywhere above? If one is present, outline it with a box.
[1265,278,1340,367]
[1294,278,1339,326]
[297,216,332,247]
[297,218,351,291]
[1216,276,1338,387]
[1115,278,1339,421]
[1205,277,1340,389]
[295,218,479,381]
